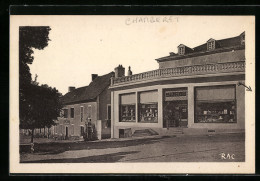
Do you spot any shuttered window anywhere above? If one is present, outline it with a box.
[120,93,136,104]
[139,90,158,104]
[196,85,235,101]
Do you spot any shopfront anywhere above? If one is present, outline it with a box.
[110,80,245,138]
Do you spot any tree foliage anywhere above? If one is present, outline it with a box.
[19,26,62,142]
[20,82,62,130]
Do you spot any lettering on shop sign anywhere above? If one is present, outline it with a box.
[125,16,179,25]
[165,91,187,101]
[165,91,186,97]
[219,153,235,160]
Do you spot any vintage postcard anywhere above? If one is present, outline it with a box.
[10,15,255,174]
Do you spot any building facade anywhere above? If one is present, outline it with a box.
[53,72,114,140]
[110,32,245,138]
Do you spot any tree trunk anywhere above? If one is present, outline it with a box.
[31,128,34,143]
[47,128,50,139]
[44,127,45,136]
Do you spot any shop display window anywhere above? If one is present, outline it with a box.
[195,101,236,123]
[119,93,136,122]
[138,90,158,123]
[195,85,236,123]
[138,103,158,123]
[120,104,136,122]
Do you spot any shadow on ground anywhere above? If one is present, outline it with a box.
[20,136,173,155]
[21,151,140,163]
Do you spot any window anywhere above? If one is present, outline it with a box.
[70,108,74,118]
[207,40,215,50]
[107,105,111,128]
[195,85,236,123]
[87,105,92,120]
[63,109,68,118]
[58,125,62,134]
[71,125,74,135]
[179,46,185,55]
[107,105,111,120]
[138,91,158,123]
[119,93,136,122]
[80,126,84,136]
[241,33,245,45]
[54,125,57,133]
[80,106,84,122]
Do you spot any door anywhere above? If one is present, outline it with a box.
[107,105,111,128]
[80,126,84,136]
[65,127,68,139]
[164,100,188,128]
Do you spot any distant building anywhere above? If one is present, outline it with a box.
[110,32,245,138]
[53,72,114,140]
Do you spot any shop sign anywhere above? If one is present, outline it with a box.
[165,90,187,101]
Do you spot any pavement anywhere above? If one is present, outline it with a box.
[20,133,245,163]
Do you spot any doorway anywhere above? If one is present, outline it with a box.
[164,100,188,128]
[65,127,69,139]
[80,126,84,137]
[163,88,188,128]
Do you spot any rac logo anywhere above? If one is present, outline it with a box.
[219,153,235,160]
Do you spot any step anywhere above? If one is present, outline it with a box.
[132,129,159,137]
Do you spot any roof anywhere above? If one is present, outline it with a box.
[156,32,245,62]
[61,72,114,105]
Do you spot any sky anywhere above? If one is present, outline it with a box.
[25,16,251,95]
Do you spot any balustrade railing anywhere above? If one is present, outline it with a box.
[111,61,245,86]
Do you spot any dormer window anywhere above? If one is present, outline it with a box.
[240,32,245,45]
[207,39,215,51]
[178,45,185,55]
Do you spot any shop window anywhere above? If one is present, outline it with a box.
[70,108,74,118]
[195,85,236,123]
[63,109,68,118]
[119,93,136,122]
[138,91,158,123]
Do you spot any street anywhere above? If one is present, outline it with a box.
[20,133,245,163]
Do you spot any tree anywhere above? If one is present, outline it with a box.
[19,26,62,143]
[20,81,62,143]
[19,26,51,124]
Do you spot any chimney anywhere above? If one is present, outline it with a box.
[128,66,132,76]
[114,64,125,78]
[169,52,176,56]
[68,86,76,92]
[92,74,98,81]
